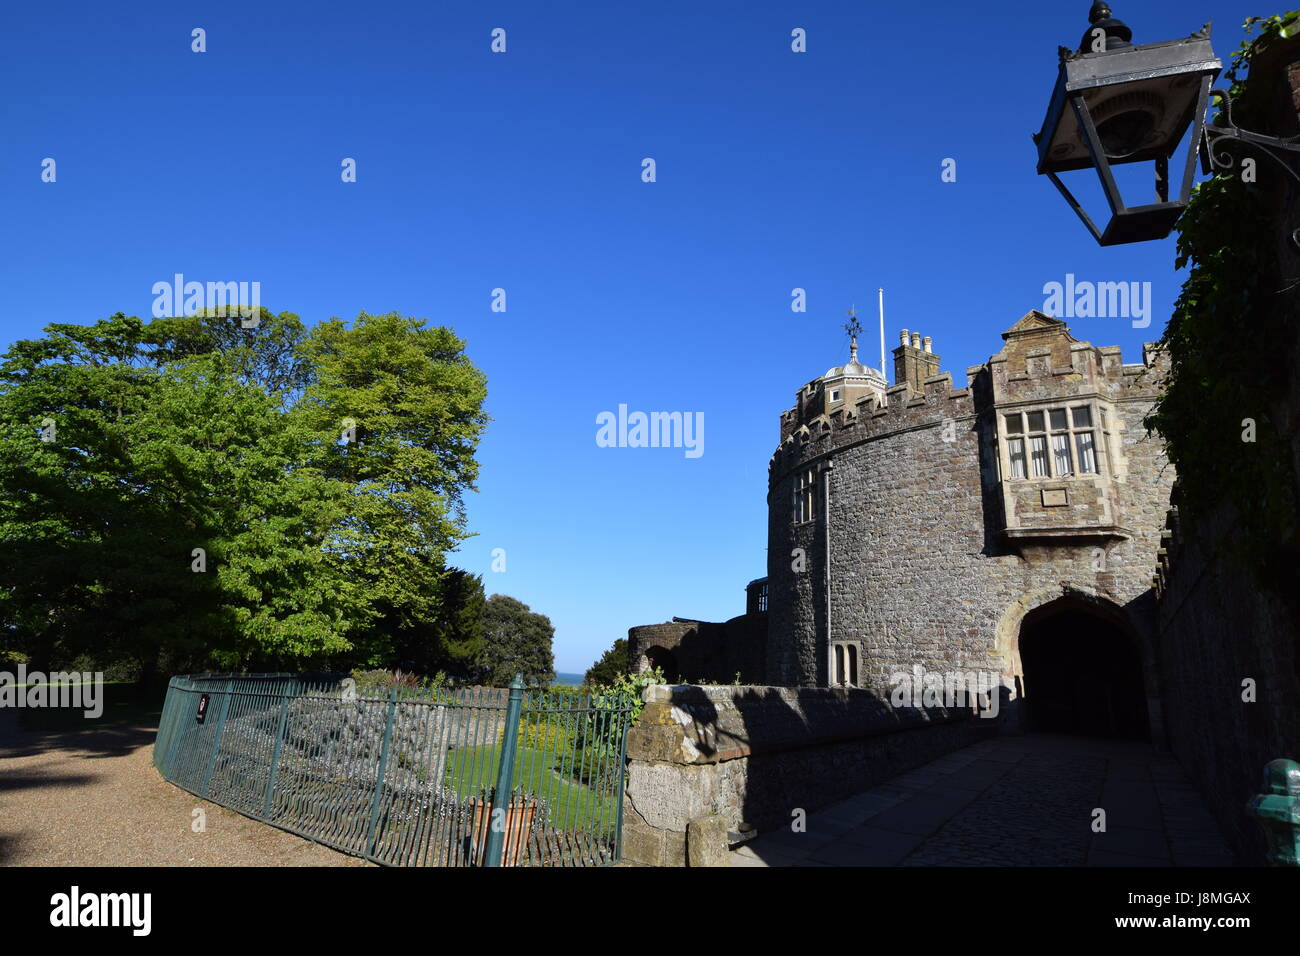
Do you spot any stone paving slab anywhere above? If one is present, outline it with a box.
[735,733,1236,868]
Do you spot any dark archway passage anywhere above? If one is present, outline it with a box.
[644,645,680,684]
[1018,604,1149,739]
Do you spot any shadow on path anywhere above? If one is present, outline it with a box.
[735,733,1239,867]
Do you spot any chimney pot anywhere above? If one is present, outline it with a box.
[911,332,921,349]
[900,328,909,347]
[923,336,932,353]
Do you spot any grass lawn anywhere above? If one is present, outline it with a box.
[442,743,619,834]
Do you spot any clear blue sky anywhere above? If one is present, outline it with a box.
[0,1,1260,671]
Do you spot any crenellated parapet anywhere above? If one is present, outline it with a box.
[770,367,978,483]
[770,312,1165,488]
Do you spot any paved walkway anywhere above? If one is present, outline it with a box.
[732,734,1237,867]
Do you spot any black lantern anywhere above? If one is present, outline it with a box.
[1034,3,1221,245]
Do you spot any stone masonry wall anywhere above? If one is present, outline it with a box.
[1155,503,1300,864]
[621,684,998,866]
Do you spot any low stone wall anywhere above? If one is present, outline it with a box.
[621,684,999,866]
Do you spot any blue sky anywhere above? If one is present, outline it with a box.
[0,1,1263,671]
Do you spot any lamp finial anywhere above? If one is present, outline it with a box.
[1079,1,1132,53]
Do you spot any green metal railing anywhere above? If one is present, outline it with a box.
[153,673,636,867]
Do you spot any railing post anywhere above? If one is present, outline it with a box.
[163,678,188,778]
[1248,758,1300,866]
[153,678,177,773]
[262,683,291,818]
[365,686,399,860]
[201,678,234,798]
[611,691,634,863]
[484,674,525,867]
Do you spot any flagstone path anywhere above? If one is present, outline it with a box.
[732,734,1237,867]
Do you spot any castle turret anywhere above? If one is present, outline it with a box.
[779,318,887,440]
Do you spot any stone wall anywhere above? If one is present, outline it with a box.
[628,613,766,686]
[1155,501,1300,864]
[620,684,998,866]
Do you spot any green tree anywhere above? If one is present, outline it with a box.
[476,594,556,687]
[0,309,488,676]
[584,638,629,685]
[148,307,313,402]
[387,568,485,678]
[296,312,489,654]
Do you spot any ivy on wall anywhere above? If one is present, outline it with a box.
[1145,12,1300,582]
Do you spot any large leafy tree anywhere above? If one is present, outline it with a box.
[0,309,488,675]
[296,312,489,643]
[476,594,556,687]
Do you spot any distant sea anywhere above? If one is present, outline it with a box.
[553,672,585,687]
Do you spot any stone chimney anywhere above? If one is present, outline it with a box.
[893,330,942,395]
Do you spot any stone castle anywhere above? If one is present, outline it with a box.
[630,310,1174,739]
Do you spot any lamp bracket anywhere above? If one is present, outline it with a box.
[1201,90,1300,250]
[1202,89,1300,189]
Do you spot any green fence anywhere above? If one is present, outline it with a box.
[152,673,636,867]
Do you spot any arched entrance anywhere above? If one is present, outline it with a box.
[1018,599,1149,739]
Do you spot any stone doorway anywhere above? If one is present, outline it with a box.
[1018,602,1149,739]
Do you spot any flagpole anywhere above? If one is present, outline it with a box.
[878,288,886,382]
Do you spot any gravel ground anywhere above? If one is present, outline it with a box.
[0,708,368,867]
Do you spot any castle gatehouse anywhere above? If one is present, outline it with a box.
[629,311,1173,740]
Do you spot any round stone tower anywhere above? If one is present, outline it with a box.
[765,311,1175,740]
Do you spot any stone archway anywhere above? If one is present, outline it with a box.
[1017,598,1150,739]
[993,584,1159,740]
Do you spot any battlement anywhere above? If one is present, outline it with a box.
[771,366,976,478]
[772,312,1164,482]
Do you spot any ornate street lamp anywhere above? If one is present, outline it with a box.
[1036,3,1300,247]
[1033,3,1221,245]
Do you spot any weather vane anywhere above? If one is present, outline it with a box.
[844,306,862,343]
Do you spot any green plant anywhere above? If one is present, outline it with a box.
[350,667,449,698]
[1145,11,1300,582]
[499,712,572,752]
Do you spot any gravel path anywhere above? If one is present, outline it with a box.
[0,708,367,867]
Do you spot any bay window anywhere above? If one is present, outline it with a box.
[1002,404,1102,480]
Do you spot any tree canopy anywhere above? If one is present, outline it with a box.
[475,594,556,687]
[0,308,489,677]
[584,638,629,685]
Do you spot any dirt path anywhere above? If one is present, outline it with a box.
[0,708,367,866]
